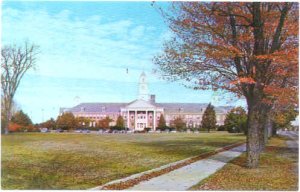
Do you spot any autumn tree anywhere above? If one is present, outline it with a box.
[172,116,186,131]
[56,112,77,130]
[75,116,90,128]
[1,42,39,134]
[116,115,125,128]
[11,110,32,126]
[98,116,112,129]
[201,103,217,132]
[273,106,298,133]
[40,118,56,129]
[153,2,298,168]
[1,99,20,133]
[158,114,167,129]
[224,107,247,134]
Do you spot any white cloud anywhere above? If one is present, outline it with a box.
[2,7,167,85]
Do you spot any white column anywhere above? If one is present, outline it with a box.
[127,110,130,129]
[146,110,148,128]
[135,110,137,130]
[153,110,156,130]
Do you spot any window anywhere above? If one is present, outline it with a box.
[101,106,106,112]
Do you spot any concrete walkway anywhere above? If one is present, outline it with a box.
[127,144,246,191]
[278,130,299,148]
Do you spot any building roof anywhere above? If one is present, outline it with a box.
[65,103,127,113]
[63,102,232,114]
[125,99,158,109]
[156,103,231,114]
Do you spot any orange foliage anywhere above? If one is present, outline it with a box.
[8,123,23,132]
[8,123,37,132]
[156,2,298,107]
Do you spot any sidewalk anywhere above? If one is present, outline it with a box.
[127,144,246,191]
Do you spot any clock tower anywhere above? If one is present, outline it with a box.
[138,72,149,101]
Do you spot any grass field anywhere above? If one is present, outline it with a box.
[191,136,298,191]
[1,132,245,189]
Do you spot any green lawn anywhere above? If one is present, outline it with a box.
[1,132,245,189]
[190,136,298,191]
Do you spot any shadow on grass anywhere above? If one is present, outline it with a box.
[223,145,298,169]
[129,139,245,158]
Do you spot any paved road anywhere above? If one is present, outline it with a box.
[127,144,246,191]
[278,130,299,148]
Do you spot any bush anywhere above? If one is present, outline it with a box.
[144,127,152,132]
[110,126,125,130]
[134,130,146,133]
[27,125,39,132]
[217,125,226,131]
[159,126,171,131]
[88,127,99,131]
[199,127,207,132]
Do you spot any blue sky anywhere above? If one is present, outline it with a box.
[2,1,245,123]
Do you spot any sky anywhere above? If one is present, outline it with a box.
[2,1,246,123]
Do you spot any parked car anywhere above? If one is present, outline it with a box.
[56,128,64,133]
[98,129,104,134]
[162,129,170,133]
[82,129,90,133]
[40,128,50,133]
[75,129,82,133]
[170,130,177,133]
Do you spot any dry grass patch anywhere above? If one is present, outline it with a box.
[191,136,298,191]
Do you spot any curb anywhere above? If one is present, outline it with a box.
[89,141,245,190]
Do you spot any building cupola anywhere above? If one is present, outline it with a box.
[138,72,149,101]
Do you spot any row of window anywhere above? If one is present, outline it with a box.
[165,115,225,121]
[76,114,225,121]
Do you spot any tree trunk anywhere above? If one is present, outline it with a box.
[266,115,273,138]
[4,110,10,134]
[272,122,277,136]
[3,98,12,135]
[246,99,264,168]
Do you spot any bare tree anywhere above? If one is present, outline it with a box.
[1,42,39,134]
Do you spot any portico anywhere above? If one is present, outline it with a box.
[121,99,163,131]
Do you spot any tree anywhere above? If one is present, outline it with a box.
[56,113,76,130]
[158,114,167,129]
[153,2,298,168]
[75,117,90,128]
[116,115,125,128]
[1,100,20,133]
[1,42,39,134]
[273,107,298,132]
[11,110,32,126]
[224,107,247,134]
[172,116,186,131]
[40,118,56,129]
[98,116,112,129]
[201,103,217,132]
